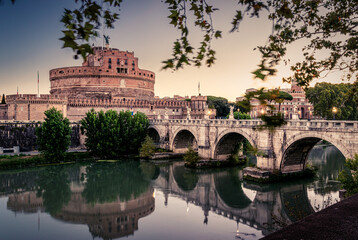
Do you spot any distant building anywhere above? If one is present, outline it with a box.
[0,46,215,121]
[238,80,314,119]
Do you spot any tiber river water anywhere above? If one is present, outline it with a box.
[0,144,347,240]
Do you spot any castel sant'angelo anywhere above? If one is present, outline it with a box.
[0,44,212,121]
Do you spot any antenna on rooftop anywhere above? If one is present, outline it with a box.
[198,81,201,96]
[37,70,40,97]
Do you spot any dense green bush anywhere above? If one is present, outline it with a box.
[139,136,156,159]
[184,146,200,167]
[226,111,251,119]
[80,109,149,159]
[338,154,358,196]
[36,108,71,162]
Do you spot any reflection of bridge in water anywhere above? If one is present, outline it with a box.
[153,162,314,236]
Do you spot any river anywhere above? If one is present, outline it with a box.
[0,144,347,240]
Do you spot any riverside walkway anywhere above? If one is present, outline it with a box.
[262,193,358,240]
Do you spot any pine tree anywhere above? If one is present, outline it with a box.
[1,94,5,104]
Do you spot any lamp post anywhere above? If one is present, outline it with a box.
[237,108,240,120]
[332,107,337,120]
[260,109,265,116]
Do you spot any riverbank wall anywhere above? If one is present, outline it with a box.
[262,193,358,240]
[0,121,82,152]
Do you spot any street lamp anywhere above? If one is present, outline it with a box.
[332,107,337,120]
[260,109,265,116]
[237,108,240,120]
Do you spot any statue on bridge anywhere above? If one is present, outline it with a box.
[164,107,169,120]
[229,106,234,120]
[292,103,299,120]
[186,106,191,120]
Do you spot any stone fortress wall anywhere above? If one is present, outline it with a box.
[0,46,213,121]
[50,47,155,100]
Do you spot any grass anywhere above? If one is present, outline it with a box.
[0,152,94,170]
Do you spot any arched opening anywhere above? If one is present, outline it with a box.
[147,128,160,145]
[214,132,252,160]
[281,138,345,173]
[172,130,197,153]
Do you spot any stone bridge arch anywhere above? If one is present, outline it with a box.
[212,128,257,160]
[171,127,198,153]
[277,131,351,172]
[147,127,161,145]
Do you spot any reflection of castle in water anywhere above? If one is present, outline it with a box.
[154,162,315,236]
[1,156,341,238]
[5,166,155,240]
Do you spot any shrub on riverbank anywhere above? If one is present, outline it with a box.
[338,154,358,196]
[36,108,71,161]
[184,146,199,167]
[139,136,156,159]
[80,109,149,159]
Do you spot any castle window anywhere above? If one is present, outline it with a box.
[139,73,141,75]
[117,58,120,64]
[132,61,135,66]
[59,71,64,74]
[99,69,102,72]
[117,68,120,73]
[125,59,128,65]
[108,58,112,64]
[151,74,153,78]
[109,64,111,69]
[132,68,135,71]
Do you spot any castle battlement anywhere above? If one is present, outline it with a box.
[0,45,214,121]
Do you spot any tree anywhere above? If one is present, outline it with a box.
[306,82,358,120]
[80,109,149,159]
[139,136,156,159]
[207,96,230,118]
[338,154,358,197]
[261,89,293,113]
[36,108,71,162]
[5,1,356,85]
[1,94,5,104]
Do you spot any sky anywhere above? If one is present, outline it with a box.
[0,0,343,101]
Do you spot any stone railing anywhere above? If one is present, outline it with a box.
[150,119,358,130]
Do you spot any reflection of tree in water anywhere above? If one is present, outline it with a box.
[281,188,313,223]
[82,161,150,204]
[214,168,251,209]
[308,144,346,182]
[140,162,160,181]
[36,165,71,215]
[307,144,346,196]
[173,166,198,191]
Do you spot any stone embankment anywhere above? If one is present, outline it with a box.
[262,193,358,240]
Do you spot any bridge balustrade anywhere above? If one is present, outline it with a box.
[150,119,358,131]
